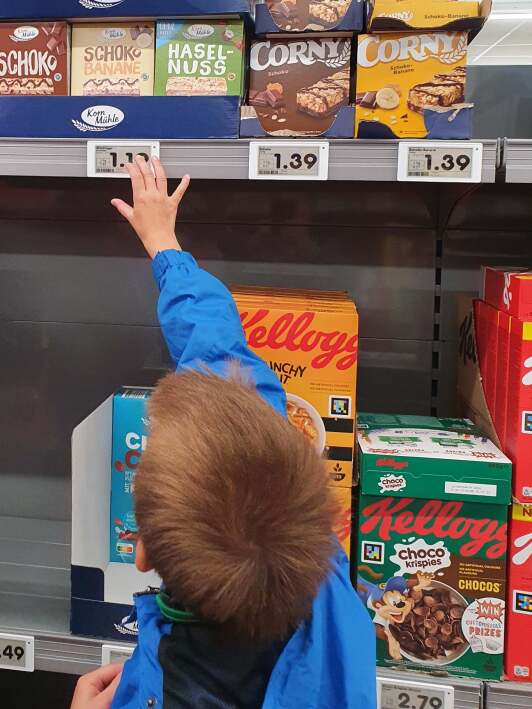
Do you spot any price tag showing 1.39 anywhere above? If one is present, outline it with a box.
[249,141,329,181]
[378,678,454,709]
[0,633,34,672]
[397,142,483,183]
[87,140,160,178]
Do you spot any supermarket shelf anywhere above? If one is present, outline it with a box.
[377,667,483,709]
[503,139,532,183]
[486,681,532,708]
[0,139,499,182]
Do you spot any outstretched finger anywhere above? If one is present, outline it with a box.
[152,156,168,195]
[111,198,134,223]
[126,161,145,200]
[136,154,156,192]
[99,669,123,705]
[171,174,191,207]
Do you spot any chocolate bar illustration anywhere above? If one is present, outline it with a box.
[0,77,54,95]
[83,78,140,96]
[309,0,351,25]
[408,70,465,114]
[165,76,228,96]
[296,69,350,118]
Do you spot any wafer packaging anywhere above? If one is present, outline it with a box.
[0,22,69,95]
[355,32,470,139]
[71,23,155,97]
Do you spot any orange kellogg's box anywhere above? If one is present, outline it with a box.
[233,287,358,489]
[355,32,471,140]
[331,485,352,557]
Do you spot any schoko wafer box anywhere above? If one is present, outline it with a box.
[506,503,532,681]
[355,32,469,139]
[233,286,358,488]
[506,317,532,503]
[0,22,69,95]
[483,266,532,321]
[71,23,155,96]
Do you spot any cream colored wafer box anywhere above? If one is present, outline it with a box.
[71,23,155,97]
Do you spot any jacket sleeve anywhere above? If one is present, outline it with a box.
[153,250,286,417]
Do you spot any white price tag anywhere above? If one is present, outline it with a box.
[378,678,454,709]
[87,140,160,178]
[0,633,34,672]
[249,141,329,181]
[397,142,483,183]
[102,644,135,666]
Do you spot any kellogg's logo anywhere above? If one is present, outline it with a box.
[512,531,532,566]
[376,458,408,471]
[9,26,39,42]
[72,105,124,133]
[378,474,407,494]
[357,32,467,69]
[239,309,358,370]
[360,497,507,558]
[250,38,351,71]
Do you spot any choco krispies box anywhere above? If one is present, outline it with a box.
[356,414,512,680]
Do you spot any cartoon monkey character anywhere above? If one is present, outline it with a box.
[357,570,433,660]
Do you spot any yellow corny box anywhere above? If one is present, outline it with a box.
[367,0,489,33]
[355,32,469,139]
[233,287,358,488]
[331,485,352,557]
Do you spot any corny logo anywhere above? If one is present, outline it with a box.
[10,26,39,42]
[72,105,124,132]
[358,33,467,68]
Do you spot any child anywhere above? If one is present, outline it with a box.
[73,156,376,709]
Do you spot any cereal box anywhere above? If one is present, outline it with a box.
[233,287,358,487]
[0,22,69,95]
[155,20,245,97]
[255,0,363,33]
[249,36,352,136]
[356,416,512,680]
[331,485,352,557]
[494,311,511,450]
[355,32,470,139]
[110,387,151,564]
[506,317,532,504]
[505,503,532,681]
[367,0,487,33]
[71,23,155,97]
[483,266,532,321]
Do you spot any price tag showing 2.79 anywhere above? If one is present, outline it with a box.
[378,678,454,709]
[397,142,483,183]
[0,633,34,672]
[249,141,329,181]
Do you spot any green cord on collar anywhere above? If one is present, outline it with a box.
[156,593,199,624]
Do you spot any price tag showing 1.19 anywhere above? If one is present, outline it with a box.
[249,141,329,181]
[0,633,34,672]
[87,140,160,178]
[378,678,454,709]
[397,142,483,183]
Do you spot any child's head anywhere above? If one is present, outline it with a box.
[134,366,337,644]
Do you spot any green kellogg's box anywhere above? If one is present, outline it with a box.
[155,19,245,97]
[356,414,512,680]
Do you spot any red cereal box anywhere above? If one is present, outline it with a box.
[506,317,532,503]
[505,503,532,681]
[483,266,532,321]
[494,311,511,450]
[475,300,499,420]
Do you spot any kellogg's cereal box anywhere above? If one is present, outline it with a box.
[355,32,470,139]
[233,287,358,488]
[332,484,352,557]
[505,503,532,681]
[356,415,512,680]
[110,387,151,564]
[483,266,532,321]
[155,20,245,97]
[0,22,69,95]
[71,23,154,96]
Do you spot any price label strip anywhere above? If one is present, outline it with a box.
[87,140,160,179]
[102,643,135,666]
[249,141,329,181]
[397,142,483,183]
[0,633,34,672]
[378,677,454,709]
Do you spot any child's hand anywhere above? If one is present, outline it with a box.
[111,155,190,259]
[70,663,123,709]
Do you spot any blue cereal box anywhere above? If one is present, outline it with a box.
[110,387,151,564]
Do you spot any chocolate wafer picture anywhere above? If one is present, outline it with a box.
[264,0,353,31]
[71,23,155,97]
[0,22,70,96]
[249,36,352,136]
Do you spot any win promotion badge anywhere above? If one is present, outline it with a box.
[110,388,151,564]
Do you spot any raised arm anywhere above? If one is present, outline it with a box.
[112,157,286,417]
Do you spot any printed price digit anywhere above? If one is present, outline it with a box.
[249,141,329,181]
[0,633,34,672]
[87,141,160,179]
[378,678,453,709]
[398,142,482,183]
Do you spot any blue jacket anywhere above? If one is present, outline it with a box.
[112,250,376,709]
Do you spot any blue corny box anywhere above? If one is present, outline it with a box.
[110,387,151,564]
